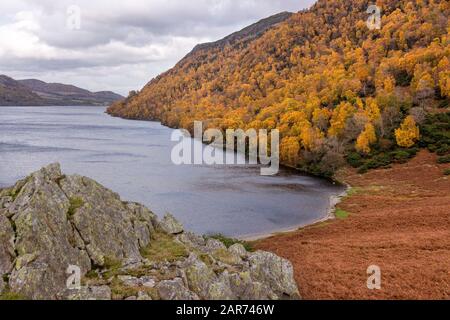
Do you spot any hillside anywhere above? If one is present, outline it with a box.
[107,0,450,177]
[0,75,46,106]
[0,75,124,106]
[256,150,450,299]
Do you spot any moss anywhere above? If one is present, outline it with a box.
[212,248,240,265]
[102,257,123,279]
[67,197,84,218]
[84,270,99,279]
[335,209,350,220]
[198,253,215,267]
[0,291,27,300]
[140,232,188,263]
[206,234,254,252]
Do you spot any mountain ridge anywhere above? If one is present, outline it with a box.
[0,75,123,106]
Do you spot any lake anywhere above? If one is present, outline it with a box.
[0,106,344,238]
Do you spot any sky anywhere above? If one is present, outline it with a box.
[0,0,315,96]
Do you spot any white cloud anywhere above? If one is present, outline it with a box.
[0,0,315,95]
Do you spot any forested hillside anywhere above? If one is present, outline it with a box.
[108,0,450,176]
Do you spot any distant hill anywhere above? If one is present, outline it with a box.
[0,75,123,106]
[0,75,46,106]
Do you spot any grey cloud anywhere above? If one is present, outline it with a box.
[0,0,315,95]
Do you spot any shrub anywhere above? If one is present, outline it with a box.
[444,169,450,176]
[438,155,450,164]
[390,150,410,162]
[346,152,364,168]
[436,144,450,156]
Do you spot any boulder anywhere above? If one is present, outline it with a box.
[159,213,184,235]
[228,243,248,258]
[66,286,111,300]
[248,251,300,299]
[156,278,199,300]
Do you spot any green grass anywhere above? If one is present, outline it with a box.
[335,209,350,220]
[346,187,361,197]
[140,232,188,263]
[101,256,123,279]
[206,234,254,252]
[67,197,84,218]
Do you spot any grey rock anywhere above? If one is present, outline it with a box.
[156,278,199,300]
[66,286,111,300]
[228,243,248,258]
[118,275,140,287]
[0,164,301,301]
[117,275,156,288]
[248,251,300,299]
[59,174,144,266]
[206,238,227,251]
[141,276,156,288]
[0,214,15,277]
[7,165,92,299]
[137,291,152,300]
[159,213,184,235]
[176,232,206,248]
[227,272,277,300]
[183,254,235,300]
[0,276,5,295]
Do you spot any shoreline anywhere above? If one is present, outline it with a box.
[240,184,351,242]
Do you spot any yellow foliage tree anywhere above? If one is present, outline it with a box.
[328,102,355,137]
[356,123,377,154]
[365,98,381,123]
[395,116,420,148]
[280,137,300,167]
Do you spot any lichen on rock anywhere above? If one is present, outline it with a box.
[0,163,300,300]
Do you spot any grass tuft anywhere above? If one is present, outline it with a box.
[140,232,188,263]
[335,209,350,220]
[67,197,84,218]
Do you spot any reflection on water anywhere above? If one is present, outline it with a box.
[0,106,344,237]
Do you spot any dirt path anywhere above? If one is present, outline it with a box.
[255,151,450,299]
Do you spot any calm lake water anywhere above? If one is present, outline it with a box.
[0,106,344,238]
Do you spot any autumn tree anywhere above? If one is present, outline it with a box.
[280,137,300,167]
[395,116,420,148]
[356,123,377,154]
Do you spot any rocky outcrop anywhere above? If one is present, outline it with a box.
[0,164,300,300]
